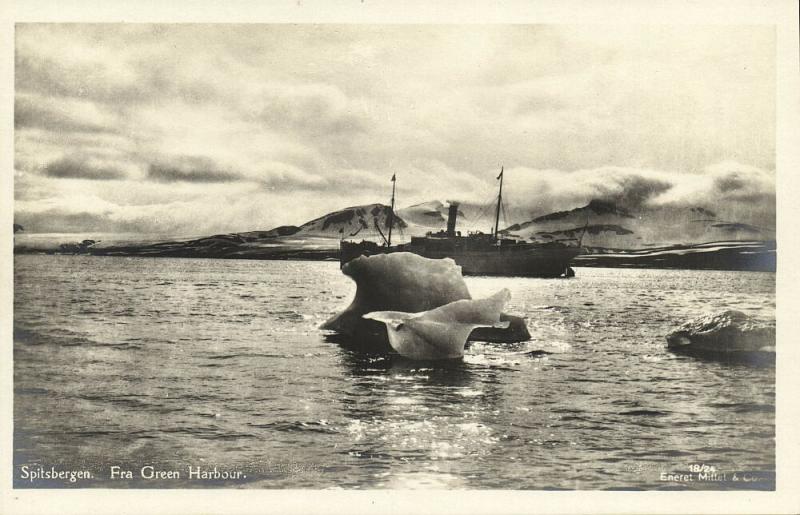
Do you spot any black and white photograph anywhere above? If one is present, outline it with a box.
[3,1,799,513]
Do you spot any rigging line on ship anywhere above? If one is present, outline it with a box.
[489,166,508,237]
[463,185,507,229]
[464,197,498,227]
[500,201,509,234]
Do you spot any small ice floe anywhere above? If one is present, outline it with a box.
[666,310,775,360]
[363,289,511,360]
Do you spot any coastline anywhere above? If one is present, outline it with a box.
[13,237,777,273]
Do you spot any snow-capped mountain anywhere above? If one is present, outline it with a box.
[502,199,774,249]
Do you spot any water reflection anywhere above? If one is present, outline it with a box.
[329,337,514,488]
[322,331,391,355]
[667,347,775,368]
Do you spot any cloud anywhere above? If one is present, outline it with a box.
[14,24,776,236]
[256,162,329,191]
[715,174,747,193]
[13,187,333,237]
[15,25,222,107]
[42,156,126,180]
[146,156,241,183]
[16,51,148,105]
[15,209,129,234]
[592,173,674,208]
[707,161,775,202]
[459,161,775,230]
[251,83,368,137]
[14,159,776,237]
[257,164,407,209]
[15,94,116,134]
[479,166,675,216]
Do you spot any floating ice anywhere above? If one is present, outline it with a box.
[364,289,512,360]
[321,252,529,350]
[666,310,775,356]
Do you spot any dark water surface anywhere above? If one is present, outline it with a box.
[13,255,775,489]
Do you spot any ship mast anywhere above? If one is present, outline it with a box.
[493,166,504,239]
[387,173,396,247]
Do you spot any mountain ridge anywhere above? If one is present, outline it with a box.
[15,197,776,272]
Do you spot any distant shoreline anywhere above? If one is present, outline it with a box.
[14,238,776,273]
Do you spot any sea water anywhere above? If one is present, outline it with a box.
[13,255,776,489]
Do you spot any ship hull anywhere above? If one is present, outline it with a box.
[414,246,581,277]
[340,240,386,267]
[340,240,581,278]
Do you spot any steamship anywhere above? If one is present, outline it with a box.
[339,168,582,277]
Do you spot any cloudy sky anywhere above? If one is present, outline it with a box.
[14,24,775,235]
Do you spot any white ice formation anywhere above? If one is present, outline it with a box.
[363,289,511,360]
[321,252,530,348]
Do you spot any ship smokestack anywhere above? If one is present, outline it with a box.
[446,202,460,236]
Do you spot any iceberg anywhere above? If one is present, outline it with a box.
[364,289,511,360]
[666,310,775,357]
[321,252,530,350]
